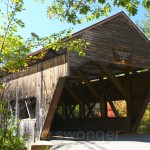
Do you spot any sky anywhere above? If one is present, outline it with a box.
[17,0,146,49]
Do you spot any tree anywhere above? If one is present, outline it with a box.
[0,0,89,78]
[47,0,150,25]
[140,9,150,38]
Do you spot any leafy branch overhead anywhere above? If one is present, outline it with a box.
[29,29,89,55]
[0,0,89,76]
[47,0,150,25]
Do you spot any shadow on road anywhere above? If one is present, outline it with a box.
[51,131,150,143]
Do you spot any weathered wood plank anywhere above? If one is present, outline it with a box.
[103,90,119,117]
[40,77,66,139]
[77,70,109,117]
[92,62,129,100]
[68,14,150,71]
[86,103,96,118]
[77,70,103,101]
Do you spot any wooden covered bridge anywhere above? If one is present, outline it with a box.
[2,12,150,141]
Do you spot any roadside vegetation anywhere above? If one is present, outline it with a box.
[0,101,25,150]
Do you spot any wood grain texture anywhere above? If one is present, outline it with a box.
[68,14,150,72]
[40,77,66,139]
[1,54,68,140]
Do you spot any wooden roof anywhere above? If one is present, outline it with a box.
[30,11,149,59]
[68,11,150,72]
[70,11,150,43]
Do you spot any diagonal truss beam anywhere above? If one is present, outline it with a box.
[40,77,66,139]
[77,70,107,116]
[91,62,129,100]
[68,105,76,118]
[86,103,96,118]
[103,90,119,117]
[77,70,103,101]
[131,90,150,133]
[65,84,83,106]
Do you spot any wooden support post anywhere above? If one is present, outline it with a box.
[103,90,119,117]
[86,103,96,118]
[101,92,107,117]
[62,104,66,119]
[58,100,66,118]
[75,86,85,118]
[77,70,103,101]
[68,105,76,118]
[77,70,107,116]
[40,77,66,139]
[78,86,95,118]
[101,65,129,100]
[81,93,94,118]
[91,62,129,100]
[80,104,84,118]
[123,78,131,126]
[131,91,150,133]
[65,84,83,106]
[77,70,102,99]
[65,104,68,119]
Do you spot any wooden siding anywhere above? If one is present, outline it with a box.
[69,13,150,72]
[2,54,68,139]
[19,119,36,146]
[40,77,66,139]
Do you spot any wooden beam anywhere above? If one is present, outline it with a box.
[79,87,94,118]
[65,104,68,119]
[103,90,119,117]
[40,77,66,139]
[101,65,129,100]
[80,104,84,118]
[68,105,76,118]
[86,103,96,118]
[77,70,103,102]
[101,92,107,117]
[77,70,108,116]
[77,86,93,118]
[131,91,150,133]
[59,92,71,119]
[62,104,66,118]
[51,117,130,131]
[91,62,129,100]
[65,84,83,106]
[81,70,100,76]
[75,85,85,118]
[58,98,67,118]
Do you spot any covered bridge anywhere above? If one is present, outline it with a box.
[2,11,150,141]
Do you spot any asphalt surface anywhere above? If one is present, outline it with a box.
[49,134,150,150]
[32,133,150,150]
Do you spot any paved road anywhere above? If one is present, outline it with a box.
[49,134,150,150]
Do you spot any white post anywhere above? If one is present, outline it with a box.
[25,100,31,118]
